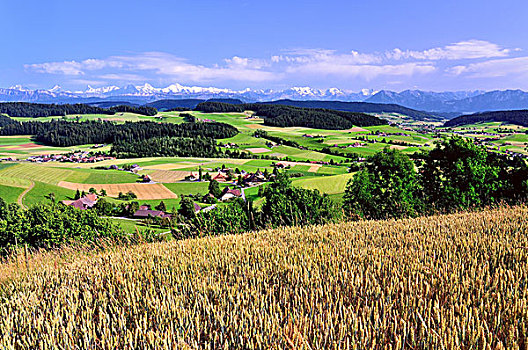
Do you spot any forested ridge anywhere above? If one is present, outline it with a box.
[444,110,528,127]
[0,117,238,147]
[0,102,157,118]
[195,102,387,129]
[112,136,224,158]
[261,99,442,121]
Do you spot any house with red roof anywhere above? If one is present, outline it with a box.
[220,187,242,202]
[62,193,98,210]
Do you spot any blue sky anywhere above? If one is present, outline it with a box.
[1,0,528,91]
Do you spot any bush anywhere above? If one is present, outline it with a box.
[0,201,123,249]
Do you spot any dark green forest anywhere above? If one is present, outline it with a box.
[444,110,528,127]
[195,102,387,129]
[0,117,238,147]
[112,136,225,158]
[0,102,157,118]
[261,99,442,121]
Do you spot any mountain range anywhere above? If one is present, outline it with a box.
[2,84,528,116]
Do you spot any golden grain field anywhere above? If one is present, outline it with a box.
[1,206,527,349]
[57,181,178,199]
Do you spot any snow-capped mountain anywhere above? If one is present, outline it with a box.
[0,84,378,103]
[1,83,527,114]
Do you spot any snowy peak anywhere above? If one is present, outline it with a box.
[0,84,527,114]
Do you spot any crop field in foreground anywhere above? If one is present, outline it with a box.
[1,206,527,348]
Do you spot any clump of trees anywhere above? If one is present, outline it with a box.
[0,199,123,250]
[175,172,341,238]
[343,137,528,219]
[108,105,157,116]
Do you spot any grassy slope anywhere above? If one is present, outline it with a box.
[0,206,526,348]
[0,184,25,203]
[292,172,354,194]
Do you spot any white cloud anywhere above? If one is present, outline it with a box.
[26,60,84,75]
[288,62,436,80]
[26,52,278,83]
[447,56,528,77]
[272,48,381,65]
[388,40,511,60]
[23,40,521,88]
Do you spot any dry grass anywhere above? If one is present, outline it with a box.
[142,163,199,171]
[1,206,527,348]
[148,170,193,183]
[246,147,270,154]
[57,181,178,199]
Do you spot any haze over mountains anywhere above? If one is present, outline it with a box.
[2,84,528,115]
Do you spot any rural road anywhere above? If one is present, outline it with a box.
[17,181,34,209]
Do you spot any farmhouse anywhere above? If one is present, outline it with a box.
[220,187,242,201]
[242,171,267,185]
[133,209,172,219]
[63,194,98,210]
[213,172,229,182]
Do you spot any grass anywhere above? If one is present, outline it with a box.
[0,163,76,185]
[63,168,140,184]
[292,172,354,195]
[0,184,25,203]
[23,181,75,206]
[163,182,210,196]
[0,206,527,348]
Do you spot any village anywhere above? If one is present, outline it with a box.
[60,163,278,226]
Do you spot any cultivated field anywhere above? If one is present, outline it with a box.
[147,170,196,183]
[58,181,178,200]
[1,206,527,348]
[2,110,528,208]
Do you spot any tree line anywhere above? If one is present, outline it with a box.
[195,102,387,130]
[111,136,225,158]
[0,118,238,147]
[343,137,528,219]
[0,102,158,118]
[444,110,528,127]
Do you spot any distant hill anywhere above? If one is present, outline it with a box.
[88,101,139,108]
[195,102,387,129]
[0,102,157,118]
[365,90,483,112]
[207,98,244,105]
[443,90,528,113]
[145,98,244,111]
[145,99,205,111]
[366,89,528,115]
[444,110,528,127]
[260,99,443,121]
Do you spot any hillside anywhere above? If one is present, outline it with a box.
[1,206,527,348]
[262,99,443,121]
[444,109,528,127]
[196,101,388,129]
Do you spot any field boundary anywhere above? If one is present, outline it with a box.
[17,181,35,209]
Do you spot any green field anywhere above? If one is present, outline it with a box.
[0,184,25,203]
[292,172,355,195]
[23,181,75,206]
[1,109,527,209]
